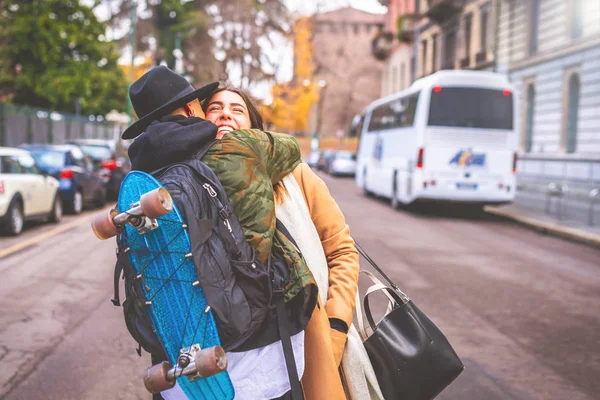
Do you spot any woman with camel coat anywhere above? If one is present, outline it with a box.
[204,86,383,400]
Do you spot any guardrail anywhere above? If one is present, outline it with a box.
[517,179,599,226]
[517,154,600,225]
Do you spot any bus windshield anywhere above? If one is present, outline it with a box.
[428,87,513,130]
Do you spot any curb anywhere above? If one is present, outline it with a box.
[484,206,600,248]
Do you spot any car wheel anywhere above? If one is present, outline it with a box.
[67,190,83,215]
[5,201,24,236]
[48,194,63,223]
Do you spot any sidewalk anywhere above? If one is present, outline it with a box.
[484,201,600,248]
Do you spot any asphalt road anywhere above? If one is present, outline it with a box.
[1,172,599,400]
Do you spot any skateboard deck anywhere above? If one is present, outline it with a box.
[117,171,234,399]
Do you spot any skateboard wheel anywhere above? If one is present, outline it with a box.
[91,209,119,240]
[140,188,173,219]
[144,361,174,394]
[194,346,228,377]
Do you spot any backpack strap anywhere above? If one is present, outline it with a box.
[111,237,129,307]
[275,219,301,255]
[194,139,216,160]
[271,259,304,400]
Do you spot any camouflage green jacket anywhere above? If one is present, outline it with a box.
[202,129,317,301]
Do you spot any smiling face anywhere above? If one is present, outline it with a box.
[205,90,252,138]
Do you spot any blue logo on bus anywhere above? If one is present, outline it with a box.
[449,150,486,167]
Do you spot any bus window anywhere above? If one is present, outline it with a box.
[428,87,513,130]
[368,93,420,132]
[350,114,364,137]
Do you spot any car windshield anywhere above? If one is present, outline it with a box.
[78,144,112,160]
[29,150,65,169]
[336,152,356,160]
[428,87,513,130]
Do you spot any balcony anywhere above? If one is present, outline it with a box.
[371,31,395,61]
[475,51,487,65]
[396,15,416,43]
[424,0,466,24]
[460,56,470,69]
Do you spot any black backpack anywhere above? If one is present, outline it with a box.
[111,153,315,396]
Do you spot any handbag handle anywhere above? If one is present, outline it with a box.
[363,279,408,334]
[356,271,392,340]
[356,271,407,340]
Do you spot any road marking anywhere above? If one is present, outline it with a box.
[0,208,110,259]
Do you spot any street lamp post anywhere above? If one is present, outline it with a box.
[315,80,327,138]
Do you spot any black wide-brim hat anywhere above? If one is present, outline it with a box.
[122,65,219,140]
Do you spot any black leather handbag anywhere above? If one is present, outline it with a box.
[355,243,464,400]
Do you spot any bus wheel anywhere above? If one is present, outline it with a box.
[363,170,372,197]
[391,187,400,210]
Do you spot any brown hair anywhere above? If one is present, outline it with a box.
[203,83,288,204]
[202,83,265,130]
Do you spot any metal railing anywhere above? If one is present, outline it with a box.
[0,103,121,147]
[517,154,600,226]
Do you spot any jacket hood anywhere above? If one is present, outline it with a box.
[128,115,217,173]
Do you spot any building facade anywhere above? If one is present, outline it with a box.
[496,0,599,221]
[497,0,600,157]
[378,0,416,97]
[378,0,497,94]
[416,0,497,78]
[309,7,385,137]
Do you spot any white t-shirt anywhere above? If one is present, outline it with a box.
[160,331,305,400]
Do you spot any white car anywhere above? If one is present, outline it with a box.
[327,151,357,177]
[0,147,62,235]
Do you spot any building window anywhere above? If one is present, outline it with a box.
[432,34,438,72]
[411,55,416,83]
[572,0,584,40]
[401,63,406,90]
[392,66,398,93]
[480,3,489,53]
[422,39,428,76]
[565,74,580,153]
[529,0,541,55]
[524,84,535,153]
[443,30,457,69]
[353,24,359,34]
[464,14,473,62]
[415,0,420,14]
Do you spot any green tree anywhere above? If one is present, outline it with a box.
[0,0,127,116]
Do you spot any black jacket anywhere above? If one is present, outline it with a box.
[128,115,217,173]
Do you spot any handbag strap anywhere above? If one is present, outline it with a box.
[355,241,410,303]
[355,270,400,340]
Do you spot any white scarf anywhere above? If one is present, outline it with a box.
[276,173,384,400]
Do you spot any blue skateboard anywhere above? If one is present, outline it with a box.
[92,171,234,399]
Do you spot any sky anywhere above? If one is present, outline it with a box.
[285,0,386,15]
[91,0,387,101]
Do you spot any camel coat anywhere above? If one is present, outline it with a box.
[278,163,360,400]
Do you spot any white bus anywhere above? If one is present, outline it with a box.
[354,70,518,209]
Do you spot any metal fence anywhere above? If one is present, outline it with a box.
[0,103,121,147]
[516,155,600,226]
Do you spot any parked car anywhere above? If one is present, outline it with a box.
[20,144,106,214]
[305,151,321,168]
[327,151,357,177]
[67,139,131,200]
[316,149,337,171]
[0,147,62,235]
